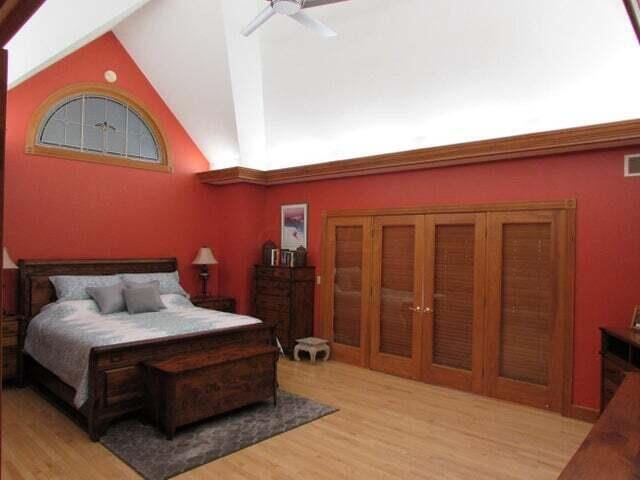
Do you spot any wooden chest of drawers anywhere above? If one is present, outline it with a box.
[599,327,640,412]
[144,345,278,439]
[254,266,315,355]
[2,315,24,383]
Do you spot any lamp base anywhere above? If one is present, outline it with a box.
[199,266,210,297]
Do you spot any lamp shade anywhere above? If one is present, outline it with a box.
[193,247,218,265]
[3,247,17,270]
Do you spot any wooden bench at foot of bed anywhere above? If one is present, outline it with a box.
[144,344,278,439]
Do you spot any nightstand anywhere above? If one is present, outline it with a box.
[191,296,236,313]
[2,314,24,385]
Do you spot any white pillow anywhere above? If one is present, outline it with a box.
[50,275,121,301]
[119,271,188,297]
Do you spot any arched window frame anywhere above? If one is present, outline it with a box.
[26,83,172,173]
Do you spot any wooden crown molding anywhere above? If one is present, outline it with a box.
[199,166,269,186]
[198,119,640,186]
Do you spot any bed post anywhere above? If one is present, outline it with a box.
[87,349,102,442]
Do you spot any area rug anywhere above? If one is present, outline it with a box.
[100,390,337,480]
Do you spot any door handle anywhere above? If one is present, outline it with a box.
[408,306,422,313]
[422,306,433,313]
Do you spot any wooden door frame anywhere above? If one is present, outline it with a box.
[0,0,45,46]
[0,0,47,459]
[323,200,575,218]
[321,199,576,417]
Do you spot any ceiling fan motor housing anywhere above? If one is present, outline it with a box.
[242,0,338,37]
[272,0,303,15]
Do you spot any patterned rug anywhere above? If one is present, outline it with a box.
[100,391,337,480]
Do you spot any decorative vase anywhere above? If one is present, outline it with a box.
[294,246,307,267]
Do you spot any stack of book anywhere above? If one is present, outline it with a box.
[270,249,296,267]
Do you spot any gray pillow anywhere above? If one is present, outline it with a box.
[50,275,121,301]
[120,272,187,296]
[86,282,126,314]
[123,279,161,291]
[123,286,166,314]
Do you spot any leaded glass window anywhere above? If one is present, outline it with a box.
[37,94,161,163]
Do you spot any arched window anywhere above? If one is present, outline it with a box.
[26,83,171,172]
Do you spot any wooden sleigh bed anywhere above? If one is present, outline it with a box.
[19,258,276,441]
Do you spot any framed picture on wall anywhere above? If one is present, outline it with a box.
[281,203,308,250]
[624,0,640,43]
[632,305,640,330]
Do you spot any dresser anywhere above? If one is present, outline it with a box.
[254,266,315,355]
[599,327,640,412]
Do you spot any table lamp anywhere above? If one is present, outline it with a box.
[192,247,218,296]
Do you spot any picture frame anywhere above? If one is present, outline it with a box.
[632,305,640,330]
[624,0,640,43]
[281,203,308,250]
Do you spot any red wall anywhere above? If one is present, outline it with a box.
[4,32,216,305]
[5,30,640,412]
[206,184,267,313]
[211,148,640,410]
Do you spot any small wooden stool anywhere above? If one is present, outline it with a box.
[293,337,330,363]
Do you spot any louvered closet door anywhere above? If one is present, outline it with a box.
[422,214,486,393]
[370,216,424,379]
[324,217,373,367]
[485,210,568,411]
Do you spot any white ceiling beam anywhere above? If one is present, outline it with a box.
[220,0,268,170]
[7,0,151,89]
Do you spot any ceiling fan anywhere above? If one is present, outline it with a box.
[241,0,348,38]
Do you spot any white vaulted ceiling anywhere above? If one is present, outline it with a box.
[113,0,243,169]
[8,0,640,171]
[6,0,152,87]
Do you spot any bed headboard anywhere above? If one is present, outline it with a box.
[18,258,178,320]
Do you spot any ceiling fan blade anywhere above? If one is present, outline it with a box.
[241,5,276,36]
[290,11,337,37]
[302,0,349,8]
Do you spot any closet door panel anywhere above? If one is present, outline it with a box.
[323,217,372,366]
[370,215,424,379]
[499,223,552,385]
[422,213,486,393]
[485,210,566,411]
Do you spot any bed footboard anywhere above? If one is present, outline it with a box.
[27,324,276,441]
[87,323,275,440]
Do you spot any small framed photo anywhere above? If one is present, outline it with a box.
[281,203,308,250]
[632,305,640,330]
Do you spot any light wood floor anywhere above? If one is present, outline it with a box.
[1,360,590,479]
